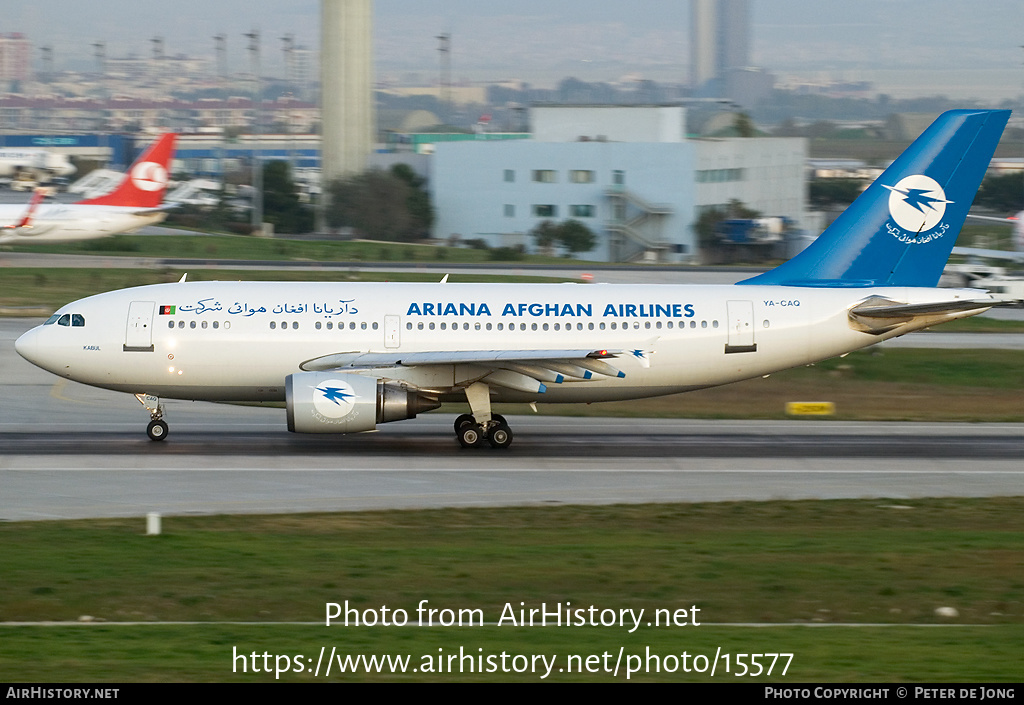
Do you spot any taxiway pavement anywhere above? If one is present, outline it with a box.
[3,318,1022,521]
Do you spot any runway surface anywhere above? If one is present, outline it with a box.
[2,318,1022,521]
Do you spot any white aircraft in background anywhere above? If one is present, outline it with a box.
[15,110,1015,448]
[0,133,176,244]
[0,148,76,181]
[956,210,1024,263]
[947,211,1024,298]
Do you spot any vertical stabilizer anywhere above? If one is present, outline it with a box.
[77,133,176,208]
[742,110,1010,287]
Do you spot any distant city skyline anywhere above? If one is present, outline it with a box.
[1,1,1021,101]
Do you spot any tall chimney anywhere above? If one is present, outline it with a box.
[320,0,374,187]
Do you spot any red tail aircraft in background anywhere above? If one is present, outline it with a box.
[0,133,176,243]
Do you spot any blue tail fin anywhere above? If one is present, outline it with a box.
[741,109,1010,288]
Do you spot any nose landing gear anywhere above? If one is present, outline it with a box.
[147,419,169,441]
[135,393,168,442]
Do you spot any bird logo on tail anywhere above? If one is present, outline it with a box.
[883,174,953,243]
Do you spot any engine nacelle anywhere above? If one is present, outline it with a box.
[285,371,440,434]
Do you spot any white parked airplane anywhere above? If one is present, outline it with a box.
[0,148,76,181]
[956,210,1024,263]
[0,133,176,244]
[15,110,1014,448]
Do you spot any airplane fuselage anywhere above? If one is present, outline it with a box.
[0,203,166,243]
[15,280,987,405]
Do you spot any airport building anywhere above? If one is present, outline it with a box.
[0,133,131,168]
[431,105,806,262]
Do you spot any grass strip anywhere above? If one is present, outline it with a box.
[2,498,1023,681]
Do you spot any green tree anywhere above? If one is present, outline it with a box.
[555,219,597,257]
[262,161,313,234]
[976,172,1023,212]
[693,200,761,251]
[734,112,756,138]
[390,163,434,233]
[694,208,725,251]
[530,220,559,256]
[325,167,432,241]
[530,219,596,257]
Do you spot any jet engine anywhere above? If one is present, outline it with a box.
[285,372,440,434]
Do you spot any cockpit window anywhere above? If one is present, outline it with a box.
[45,313,85,327]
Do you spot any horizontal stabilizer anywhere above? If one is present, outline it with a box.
[850,298,1002,318]
[848,296,1003,334]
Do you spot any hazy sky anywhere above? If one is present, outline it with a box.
[4,1,1022,100]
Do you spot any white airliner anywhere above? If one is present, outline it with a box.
[0,133,176,244]
[956,210,1024,263]
[15,110,1014,448]
[0,148,76,180]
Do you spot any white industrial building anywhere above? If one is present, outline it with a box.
[430,105,806,262]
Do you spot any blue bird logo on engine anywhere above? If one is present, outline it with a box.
[311,379,359,418]
[316,385,355,405]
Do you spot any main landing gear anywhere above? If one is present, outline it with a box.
[454,412,513,449]
[135,393,168,442]
[455,382,514,449]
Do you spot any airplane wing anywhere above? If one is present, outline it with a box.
[300,348,628,393]
[951,247,1024,263]
[966,214,1019,223]
[961,210,1024,257]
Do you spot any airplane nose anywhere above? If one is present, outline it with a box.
[15,327,40,365]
